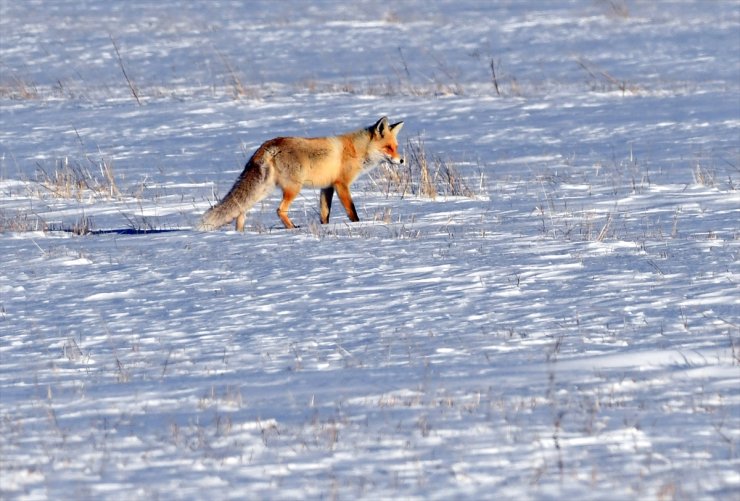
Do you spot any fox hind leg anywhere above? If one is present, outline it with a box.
[320,187,334,224]
[235,213,246,231]
[223,155,274,232]
[277,187,300,229]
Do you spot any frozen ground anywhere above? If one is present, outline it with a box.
[1,0,739,499]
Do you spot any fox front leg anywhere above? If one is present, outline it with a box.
[320,187,334,224]
[335,183,359,222]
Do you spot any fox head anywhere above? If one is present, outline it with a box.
[369,116,404,165]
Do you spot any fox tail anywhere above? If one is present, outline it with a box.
[197,198,239,232]
[197,157,273,231]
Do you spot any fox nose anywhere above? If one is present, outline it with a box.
[399,156,405,165]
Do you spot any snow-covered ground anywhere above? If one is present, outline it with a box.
[1,1,739,499]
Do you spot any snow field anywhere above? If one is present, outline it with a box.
[1,0,739,499]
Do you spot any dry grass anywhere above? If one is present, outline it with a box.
[0,210,47,232]
[0,210,99,235]
[34,157,120,200]
[0,77,40,100]
[0,156,121,234]
[598,0,631,19]
[692,162,716,187]
[370,135,480,199]
[576,58,638,95]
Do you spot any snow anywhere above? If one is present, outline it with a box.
[1,0,739,499]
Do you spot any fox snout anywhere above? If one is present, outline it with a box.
[382,144,404,165]
[389,153,404,165]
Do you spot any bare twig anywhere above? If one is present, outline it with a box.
[110,34,141,105]
[596,213,612,241]
[490,58,501,96]
[215,48,249,98]
[398,46,411,80]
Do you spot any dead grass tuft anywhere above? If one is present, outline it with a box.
[0,210,47,233]
[34,157,120,200]
[692,162,716,187]
[0,77,40,100]
[370,135,480,199]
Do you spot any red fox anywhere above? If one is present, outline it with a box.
[198,116,404,231]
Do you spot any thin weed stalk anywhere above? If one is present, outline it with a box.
[110,34,141,105]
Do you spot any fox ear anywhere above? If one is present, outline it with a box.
[372,116,389,138]
[389,121,404,136]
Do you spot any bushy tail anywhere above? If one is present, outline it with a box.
[197,159,272,231]
[197,197,242,231]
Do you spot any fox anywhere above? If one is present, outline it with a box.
[198,116,405,232]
